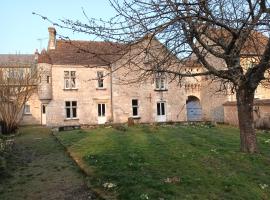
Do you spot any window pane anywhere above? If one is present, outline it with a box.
[66,101,70,107]
[24,105,30,113]
[72,108,77,118]
[97,71,103,78]
[161,103,165,115]
[132,99,138,106]
[71,78,76,88]
[157,103,160,115]
[72,101,77,107]
[133,107,138,116]
[98,104,101,116]
[98,80,104,88]
[156,78,160,89]
[64,71,69,77]
[66,108,71,118]
[71,71,76,77]
[42,105,46,114]
[47,76,50,83]
[102,104,105,116]
[65,79,69,88]
[161,78,165,89]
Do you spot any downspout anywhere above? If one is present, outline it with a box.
[110,64,114,122]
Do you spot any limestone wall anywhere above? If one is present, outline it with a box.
[224,100,270,129]
[38,63,52,100]
[21,91,42,125]
[45,65,112,126]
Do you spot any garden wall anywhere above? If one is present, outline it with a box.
[223,99,270,129]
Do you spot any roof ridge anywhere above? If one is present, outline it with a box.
[56,39,121,44]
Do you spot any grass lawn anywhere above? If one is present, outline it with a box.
[0,126,97,200]
[55,124,270,200]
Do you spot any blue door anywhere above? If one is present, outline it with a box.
[186,96,202,121]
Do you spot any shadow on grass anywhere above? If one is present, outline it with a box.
[57,125,270,200]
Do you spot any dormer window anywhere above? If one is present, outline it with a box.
[155,72,166,90]
[97,71,104,88]
[64,71,76,89]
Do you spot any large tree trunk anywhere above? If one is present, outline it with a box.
[236,87,259,153]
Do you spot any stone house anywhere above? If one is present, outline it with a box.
[0,54,39,126]
[10,27,270,127]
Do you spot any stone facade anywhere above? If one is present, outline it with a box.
[17,27,270,127]
[20,91,41,125]
[224,100,270,129]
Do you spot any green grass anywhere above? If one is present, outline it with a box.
[56,124,270,200]
[0,126,96,200]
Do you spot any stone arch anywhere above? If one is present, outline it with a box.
[186,96,202,121]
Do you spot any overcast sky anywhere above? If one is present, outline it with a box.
[0,0,116,54]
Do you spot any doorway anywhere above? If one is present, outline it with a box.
[156,101,166,122]
[186,96,202,121]
[41,104,47,125]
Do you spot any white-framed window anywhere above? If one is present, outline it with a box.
[24,104,31,114]
[157,102,166,116]
[155,72,166,90]
[64,71,76,89]
[132,99,139,117]
[98,103,106,117]
[65,101,77,119]
[97,71,104,88]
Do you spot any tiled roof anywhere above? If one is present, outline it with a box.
[0,54,36,67]
[38,49,52,64]
[38,40,125,65]
[206,29,268,55]
[241,31,268,55]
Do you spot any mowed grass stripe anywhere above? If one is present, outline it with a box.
[56,125,270,200]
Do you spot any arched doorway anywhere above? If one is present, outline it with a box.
[186,96,202,121]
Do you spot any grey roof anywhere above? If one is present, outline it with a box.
[0,54,36,67]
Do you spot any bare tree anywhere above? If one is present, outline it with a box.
[34,0,270,153]
[0,62,37,134]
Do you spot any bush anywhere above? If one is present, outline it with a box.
[0,137,14,179]
[0,138,6,177]
[0,121,18,135]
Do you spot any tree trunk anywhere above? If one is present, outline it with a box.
[236,87,259,153]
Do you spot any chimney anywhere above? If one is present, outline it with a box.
[47,27,56,50]
[34,49,39,61]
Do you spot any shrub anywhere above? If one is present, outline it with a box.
[0,138,6,178]
[0,137,14,179]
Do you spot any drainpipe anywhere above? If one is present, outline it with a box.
[110,64,114,122]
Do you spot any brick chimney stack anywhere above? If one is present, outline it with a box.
[47,27,56,50]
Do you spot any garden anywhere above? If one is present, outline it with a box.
[55,124,270,200]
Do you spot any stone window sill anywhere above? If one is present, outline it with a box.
[96,87,107,90]
[154,89,168,92]
[63,88,78,91]
[64,118,79,121]
[23,113,32,116]
[132,116,141,119]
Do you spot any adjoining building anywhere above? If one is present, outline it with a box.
[1,27,269,128]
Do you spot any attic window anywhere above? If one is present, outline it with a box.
[155,72,166,90]
[97,71,104,88]
[64,71,76,89]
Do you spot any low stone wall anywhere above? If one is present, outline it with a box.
[223,99,270,129]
